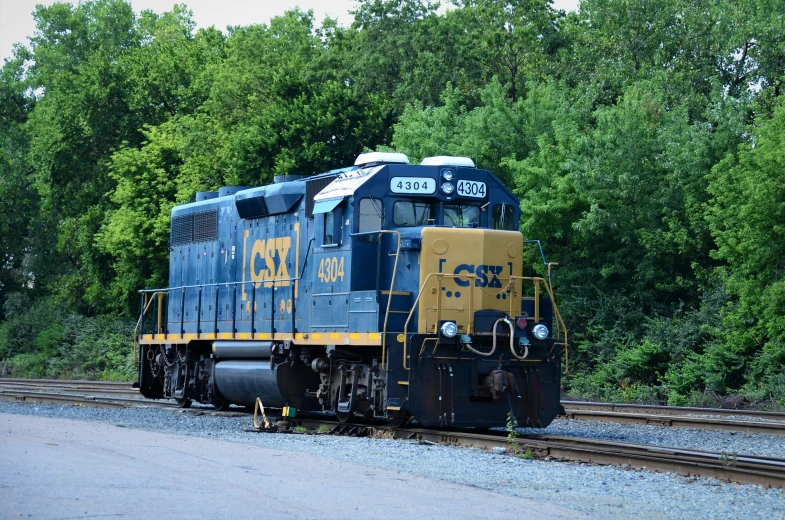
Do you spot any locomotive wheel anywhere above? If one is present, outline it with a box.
[336,410,354,423]
[212,394,231,411]
[388,414,412,429]
[176,397,192,409]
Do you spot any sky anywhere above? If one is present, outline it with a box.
[1,0,580,63]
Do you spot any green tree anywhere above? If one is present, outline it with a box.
[97,123,180,310]
[452,0,563,102]
[0,54,37,317]
[23,0,142,310]
[706,99,785,395]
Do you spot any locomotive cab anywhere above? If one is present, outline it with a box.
[135,152,567,429]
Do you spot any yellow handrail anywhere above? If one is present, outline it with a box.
[402,272,477,370]
[401,272,569,374]
[379,230,401,372]
[133,291,165,365]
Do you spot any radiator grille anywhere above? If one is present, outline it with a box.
[170,215,193,246]
[194,210,218,242]
[171,209,218,246]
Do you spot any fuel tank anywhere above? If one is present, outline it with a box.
[214,360,320,409]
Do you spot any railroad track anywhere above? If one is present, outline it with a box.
[0,378,138,395]
[0,378,165,408]
[2,379,784,488]
[2,378,785,435]
[288,419,785,489]
[563,400,785,421]
[2,379,784,434]
[0,388,173,408]
[561,401,785,436]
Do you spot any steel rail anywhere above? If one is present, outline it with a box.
[0,382,138,395]
[0,389,171,408]
[560,409,785,436]
[0,378,132,387]
[3,378,785,436]
[562,400,785,421]
[290,419,785,489]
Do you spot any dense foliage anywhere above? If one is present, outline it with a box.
[0,0,783,402]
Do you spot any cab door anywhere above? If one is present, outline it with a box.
[311,201,350,332]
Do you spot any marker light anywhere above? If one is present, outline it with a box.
[440,321,458,338]
[516,317,528,329]
[532,324,549,340]
[441,182,455,195]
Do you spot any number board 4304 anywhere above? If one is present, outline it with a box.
[390,177,436,195]
[456,180,486,198]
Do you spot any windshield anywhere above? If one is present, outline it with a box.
[492,203,516,230]
[394,201,435,227]
[444,204,480,227]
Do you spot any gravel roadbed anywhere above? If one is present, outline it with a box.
[2,401,784,519]
[516,418,785,459]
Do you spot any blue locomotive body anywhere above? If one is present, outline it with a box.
[137,153,568,428]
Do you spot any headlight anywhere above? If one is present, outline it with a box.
[442,170,454,181]
[532,324,549,340]
[440,321,458,338]
[441,182,454,194]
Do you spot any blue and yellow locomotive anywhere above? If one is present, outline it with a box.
[136,153,568,428]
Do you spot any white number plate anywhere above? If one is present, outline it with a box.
[456,180,486,198]
[390,177,436,194]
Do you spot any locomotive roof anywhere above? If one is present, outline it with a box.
[171,158,518,218]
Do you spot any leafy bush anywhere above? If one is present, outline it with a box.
[0,297,136,381]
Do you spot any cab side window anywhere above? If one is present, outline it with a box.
[358,198,382,242]
[324,210,335,244]
[492,203,516,231]
[323,204,343,246]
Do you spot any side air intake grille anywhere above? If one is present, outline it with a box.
[170,215,193,246]
[306,175,338,217]
[171,209,218,246]
[194,210,218,242]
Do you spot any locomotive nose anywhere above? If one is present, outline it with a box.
[415,227,523,335]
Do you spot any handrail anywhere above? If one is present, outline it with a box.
[137,237,316,342]
[379,230,401,372]
[138,276,302,294]
[291,237,315,334]
[402,272,569,374]
[539,270,569,374]
[402,272,478,370]
[525,239,554,286]
[133,291,165,365]
[519,274,569,373]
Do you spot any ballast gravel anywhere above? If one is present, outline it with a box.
[1,401,784,520]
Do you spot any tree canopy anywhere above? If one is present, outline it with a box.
[1,0,785,402]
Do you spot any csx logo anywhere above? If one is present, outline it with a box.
[250,237,291,288]
[453,264,503,288]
